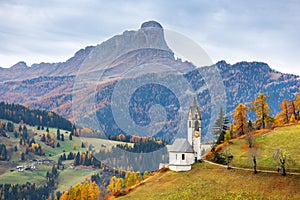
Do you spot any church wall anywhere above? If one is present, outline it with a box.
[169,165,191,172]
[169,152,194,165]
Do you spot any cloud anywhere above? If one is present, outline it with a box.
[0,0,299,75]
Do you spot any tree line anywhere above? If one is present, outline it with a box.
[0,102,72,131]
[210,90,300,175]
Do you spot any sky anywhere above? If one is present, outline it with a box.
[0,0,299,75]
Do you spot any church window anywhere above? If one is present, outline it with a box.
[194,120,199,131]
[182,154,185,160]
[189,121,191,128]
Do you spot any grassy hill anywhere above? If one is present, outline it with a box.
[228,124,300,172]
[118,163,300,200]
[117,124,300,200]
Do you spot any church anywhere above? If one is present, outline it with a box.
[167,96,204,172]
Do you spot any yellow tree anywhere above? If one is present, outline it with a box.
[125,172,136,188]
[275,99,289,125]
[88,181,100,199]
[107,176,124,194]
[295,88,300,116]
[80,181,89,199]
[288,100,297,121]
[290,114,296,123]
[250,93,272,129]
[233,103,249,135]
[107,176,118,193]
[116,178,124,192]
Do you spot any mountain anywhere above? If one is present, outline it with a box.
[0,21,299,141]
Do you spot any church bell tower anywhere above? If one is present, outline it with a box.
[187,96,202,160]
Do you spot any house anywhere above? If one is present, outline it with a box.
[16,166,24,172]
[163,96,209,172]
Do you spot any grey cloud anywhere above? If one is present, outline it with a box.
[0,0,299,75]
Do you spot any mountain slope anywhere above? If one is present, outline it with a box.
[0,21,299,140]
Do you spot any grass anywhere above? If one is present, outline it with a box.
[0,165,52,185]
[118,163,300,200]
[229,124,300,172]
[56,168,99,192]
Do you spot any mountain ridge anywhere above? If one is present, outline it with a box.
[0,21,299,141]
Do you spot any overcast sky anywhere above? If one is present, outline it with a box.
[0,0,299,75]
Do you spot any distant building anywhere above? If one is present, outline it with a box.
[16,166,24,172]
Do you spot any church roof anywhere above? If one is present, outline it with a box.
[169,138,194,153]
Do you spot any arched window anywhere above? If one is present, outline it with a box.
[194,120,199,131]
[189,121,191,128]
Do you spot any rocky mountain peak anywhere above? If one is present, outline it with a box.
[141,21,163,29]
[11,61,28,69]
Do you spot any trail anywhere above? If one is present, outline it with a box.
[203,160,300,175]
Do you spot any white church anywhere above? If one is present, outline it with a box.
[161,96,210,172]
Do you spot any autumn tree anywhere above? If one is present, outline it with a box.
[233,103,249,136]
[288,100,297,120]
[224,130,231,142]
[124,172,138,188]
[107,176,124,194]
[295,88,300,117]
[60,180,100,200]
[275,99,289,125]
[251,93,272,129]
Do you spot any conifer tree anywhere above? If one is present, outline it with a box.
[212,108,229,144]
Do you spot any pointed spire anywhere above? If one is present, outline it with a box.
[192,95,197,107]
[188,94,201,120]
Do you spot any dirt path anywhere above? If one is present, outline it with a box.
[203,160,300,175]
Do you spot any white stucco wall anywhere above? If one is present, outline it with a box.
[169,164,191,172]
[169,152,194,165]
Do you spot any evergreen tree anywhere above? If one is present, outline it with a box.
[69,133,73,140]
[20,152,25,161]
[18,125,22,132]
[61,133,64,141]
[58,156,63,166]
[74,152,81,166]
[41,134,46,142]
[212,108,229,144]
[62,153,67,160]
[56,129,61,140]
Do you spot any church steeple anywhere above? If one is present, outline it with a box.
[187,95,202,160]
[188,96,201,120]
